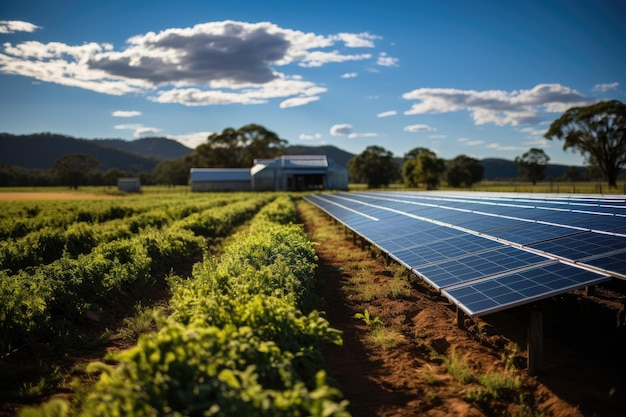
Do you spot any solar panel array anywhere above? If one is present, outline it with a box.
[305,191,626,316]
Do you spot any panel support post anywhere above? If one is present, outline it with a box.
[456,306,465,329]
[527,307,543,376]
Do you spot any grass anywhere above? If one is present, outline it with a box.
[114,302,163,344]
[369,326,404,350]
[438,347,474,385]
[429,344,545,416]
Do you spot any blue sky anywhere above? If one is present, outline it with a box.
[1,0,624,166]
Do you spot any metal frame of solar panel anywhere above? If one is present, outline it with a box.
[305,191,626,317]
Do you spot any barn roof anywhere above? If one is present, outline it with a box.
[251,155,328,175]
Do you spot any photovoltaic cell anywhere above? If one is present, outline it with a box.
[529,232,626,260]
[444,262,610,316]
[393,234,501,268]
[487,222,584,245]
[305,191,623,316]
[416,246,551,289]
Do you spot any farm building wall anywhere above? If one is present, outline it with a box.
[189,168,251,192]
[190,155,348,192]
[117,177,141,192]
[325,165,349,190]
[190,180,251,192]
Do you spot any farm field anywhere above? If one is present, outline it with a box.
[0,188,625,416]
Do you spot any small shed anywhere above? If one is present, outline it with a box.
[117,177,141,192]
[190,168,251,191]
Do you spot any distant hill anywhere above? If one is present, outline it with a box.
[96,137,192,160]
[1,132,588,180]
[481,158,588,181]
[0,133,192,173]
[481,158,520,180]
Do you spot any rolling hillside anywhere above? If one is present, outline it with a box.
[1,132,586,180]
[0,133,192,172]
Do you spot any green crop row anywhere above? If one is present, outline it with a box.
[0,227,206,356]
[0,193,252,240]
[175,196,275,238]
[0,194,256,273]
[21,195,350,416]
[0,194,274,357]
[0,199,141,240]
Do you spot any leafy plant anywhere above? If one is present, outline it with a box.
[354,309,383,326]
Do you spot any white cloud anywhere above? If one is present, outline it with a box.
[341,72,358,78]
[0,20,383,106]
[518,126,546,137]
[350,132,378,138]
[487,142,527,152]
[0,20,40,34]
[298,50,371,68]
[329,123,377,138]
[280,96,320,108]
[403,83,590,126]
[115,123,161,138]
[377,110,396,117]
[168,131,212,148]
[0,40,144,95]
[404,124,436,132]
[333,32,379,48]
[330,123,353,136]
[466,140,484,146]
[377,52,398,67]
[151,76,327,107]
[112,110,142,117]
[592,82,619,93]
[299,133,322,140]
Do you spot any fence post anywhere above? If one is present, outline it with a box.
[527,307,544,376]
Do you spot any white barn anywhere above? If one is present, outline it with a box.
[189,168,251,192]
[251,155,348,191]
[189,155,348,192]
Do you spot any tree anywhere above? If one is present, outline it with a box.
[402,148,445,189]
[348,146,397,188]
[101,168,133,186]
[544,100,626,188]
[193,124,287,168]
[561,166,582,182]
[152,158,191,186]
[514,148,550,185]
[51,153,100,189]
[446,155,484,187]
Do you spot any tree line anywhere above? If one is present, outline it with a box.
[1,100,624,188]
[351,100,626,189]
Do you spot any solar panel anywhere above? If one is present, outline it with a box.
[416,247,551,289]
[305,191,624,316]
[444,262,610,316]
[529,232,626,260]
[392,233,500,269]
[487,223,585,245]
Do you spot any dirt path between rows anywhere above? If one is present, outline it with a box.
[300,202,626,417]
